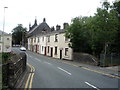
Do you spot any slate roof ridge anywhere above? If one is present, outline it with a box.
[28,25,39,34]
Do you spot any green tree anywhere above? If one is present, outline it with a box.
[65,1,119,58]
[65,16,91,52]
[111,1,120,53]
[93,2,119,55]
[12,24,27,46]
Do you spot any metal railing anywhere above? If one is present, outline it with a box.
[100,53,120,67]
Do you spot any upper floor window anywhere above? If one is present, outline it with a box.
[38,37,39,43]
[48,36,50,42]
[65,37,69,42]
[42,37,44,42]
[55,34,58,42]
[31,38,33,43]
[34,38,36,43]
[7,38,9,40]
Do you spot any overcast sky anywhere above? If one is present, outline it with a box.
[0,0,115,33]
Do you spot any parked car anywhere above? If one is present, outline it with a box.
[20,47,26,51]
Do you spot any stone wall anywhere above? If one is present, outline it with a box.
[72,52,99,66]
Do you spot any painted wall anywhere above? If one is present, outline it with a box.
[28,32,73,60]
[0,34,12,53]
[46,33,73,60]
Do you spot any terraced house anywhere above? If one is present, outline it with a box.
[27,18,73,60]
[0,30,12,53]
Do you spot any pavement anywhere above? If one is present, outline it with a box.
[58,59,120,78]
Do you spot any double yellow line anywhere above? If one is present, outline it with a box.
[24,63,35,90]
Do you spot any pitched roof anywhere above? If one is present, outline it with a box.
[27,18,51,37]
[33,29,65,37]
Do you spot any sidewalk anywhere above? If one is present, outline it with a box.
[55,59,120,79]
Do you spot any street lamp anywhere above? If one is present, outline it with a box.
[2,7,8,53]
[3,7,8,33]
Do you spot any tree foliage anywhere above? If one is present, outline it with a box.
[65,1,120,57]
[12,24,27,46]
[65,17,91,52]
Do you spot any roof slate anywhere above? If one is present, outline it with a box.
[27,19,66,38]
[27,21,51,37]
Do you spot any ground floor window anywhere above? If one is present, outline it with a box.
[42,46,44,51]
[55,47,57,55]
[65,48,68,56]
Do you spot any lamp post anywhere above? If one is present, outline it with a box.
[2,7,8,53]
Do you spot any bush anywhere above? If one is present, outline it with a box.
[2,53,11,63]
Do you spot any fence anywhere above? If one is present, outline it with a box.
[100,53,120,67]
[2,52,27,89]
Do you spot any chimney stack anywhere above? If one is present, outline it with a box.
[63,23,69,29]
[43,18,46,22]
[29,23,31,31]
[51,26,55,31]
[56,25,61,30]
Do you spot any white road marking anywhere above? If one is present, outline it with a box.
[57,67,72,75]
[44,61,52,65]
[85,82,100,90]
[35,58,41,62]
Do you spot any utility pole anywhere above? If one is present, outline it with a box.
[2,7,8,53]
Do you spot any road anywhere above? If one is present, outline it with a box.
[13,48,119,89]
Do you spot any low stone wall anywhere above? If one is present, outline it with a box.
[72,52,99,66]
[2,52,27,89]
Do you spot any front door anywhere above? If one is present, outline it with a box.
[44,47,47,56]
[36,45,37,53]
[60,50,62,59]
[51,48,53,57]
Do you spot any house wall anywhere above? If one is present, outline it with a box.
[46,33,72,60]
[0,34,12,53]
[28,38,30,50]
[39,36,47,55]
[28,32,73,60]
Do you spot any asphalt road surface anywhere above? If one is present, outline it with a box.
[12,48,119,89]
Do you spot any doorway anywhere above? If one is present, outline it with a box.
[44,47,47,56]
[60,50,62,59]
[51,47,53,57]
